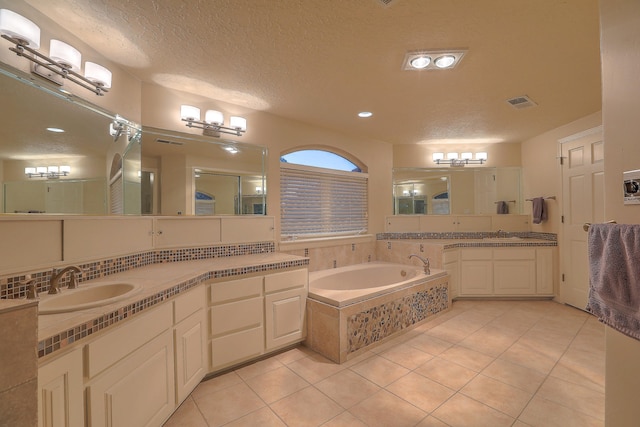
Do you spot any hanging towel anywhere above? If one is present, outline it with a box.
[531,197,547,224]
[587,224,640,341]
[496,201,509,214]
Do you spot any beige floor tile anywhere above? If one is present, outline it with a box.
[519,395,603,427]
[512,421,533,427]
[458,325,520,357]
[286,353,346,384]
[535,376,605,421]
[162,397,207,427]
[439,345,495,372]
[425,323,475,343]
[386,371,455,413]
[349,390,427,427]
[481,358,546,394]
[235,357,285,381]
[414,356,477,390]
[190,371,243,400]
[320,411,368,427]
[349,354,410,387]
[245,365,310,404]
[405,333,454,356]
[415,415,450,427]
[275,346,315,365]
[550,347,604,393]
[193,382,265,427]
[223,407,286,427]
[379,342,433,369]
[270,386,344,426]
[499,339,562,374]
[432,394,514,427]
[315,369,381,409]
[340,349,376,369]
[461,374,533,418]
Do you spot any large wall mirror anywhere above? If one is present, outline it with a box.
[141,127,266,216]
[0,62,141,215]
[393,167,522,215]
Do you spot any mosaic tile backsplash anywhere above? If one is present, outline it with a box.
[376,231,557,241]
[347,283,449,354]
[1,242,275,300]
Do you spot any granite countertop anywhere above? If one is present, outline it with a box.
[37,252,307,355]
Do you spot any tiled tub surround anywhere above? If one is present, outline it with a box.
[26,249,307,359]
[306,267,450,364]
[280,239,377,272]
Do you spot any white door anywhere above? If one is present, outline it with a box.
[560,127,605,309]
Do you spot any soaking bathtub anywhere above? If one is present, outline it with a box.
[305,261,450,363]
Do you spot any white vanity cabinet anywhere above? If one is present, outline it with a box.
[208,268,308,373]
[264,269,308,351]
[443,249,460,299]
[173,287,207,404]
[457,247,555,297]
[209,276,265,372]
[85,303,175,427]
[37,347,84,427]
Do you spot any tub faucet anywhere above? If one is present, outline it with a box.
[408,254,430,275]
[48,266,82,294]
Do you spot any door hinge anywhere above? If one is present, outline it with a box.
[561,215,564,223]
[562,273,565,282]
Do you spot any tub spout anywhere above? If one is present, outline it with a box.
[408,254,430,275]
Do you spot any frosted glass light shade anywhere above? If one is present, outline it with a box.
[432,152,444,161]
[461,152,473,160]
[410,56,431,69]
[204,110,223,125]
[0,9,40,48]
[50,40,81,71]
[84,62,112,88]
[180,105,200,121]
[447,152,459,160]
[48,166,59,174]
[230,116,247,131]
[36,166,47,174]
[60,165,71,174]
[24,167,36,175]
[476,152,488,161]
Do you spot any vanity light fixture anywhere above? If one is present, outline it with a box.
[25,165,70,178]
[180,105,247,137]
[0,9,112,95]
[403,49,466,71]
[432,152,488,166]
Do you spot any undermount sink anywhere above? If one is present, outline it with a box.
[38,282,142,314]
[483,237,524,242]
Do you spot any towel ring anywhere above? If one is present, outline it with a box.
[583,220,617,232]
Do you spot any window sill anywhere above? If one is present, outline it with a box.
[278,234,375,251]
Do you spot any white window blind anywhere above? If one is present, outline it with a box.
[280,163,368,238]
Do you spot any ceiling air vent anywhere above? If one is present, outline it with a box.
[507,95,537,109]
[155,138,184,146]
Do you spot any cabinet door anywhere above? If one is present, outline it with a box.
[264,287,306,350]
[174,309,207,404]
[494,260,536,295]
[444,261,459,299]
[536,248,554,295]
[38,348,83,427]
[210,326,264,371]
[87,330,175,427]
[459,261,493,295]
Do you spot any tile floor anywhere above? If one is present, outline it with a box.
[163,300,605,427]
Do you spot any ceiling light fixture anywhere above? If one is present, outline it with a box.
[180,105,247,137]
[403,49,467,71]
[358,111,373,118]
[432,152,487,166]
[0,9,112,95]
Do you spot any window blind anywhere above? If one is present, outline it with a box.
[280,163,368,238]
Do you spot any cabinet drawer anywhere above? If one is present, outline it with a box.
[493,248,536,260]
[174,286,205,324]
[210,297,263,336]
[264,269,308,294]
[209,276,263,304]
[85,303,172,379]
[460,248,492,261]
[210,326,264,370]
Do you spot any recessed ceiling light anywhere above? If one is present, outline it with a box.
[409,56,431,69]
[434,55,456,68]
[46,127,65,133]
[358,111,373,118]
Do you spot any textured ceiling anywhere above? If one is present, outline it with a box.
[22,0,602,146]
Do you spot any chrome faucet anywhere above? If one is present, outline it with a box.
[408,254,430,275]
[48,266,82,294]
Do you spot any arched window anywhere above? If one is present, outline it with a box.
[280,149,368,238]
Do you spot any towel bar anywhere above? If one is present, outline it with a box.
[583,220,617,232]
